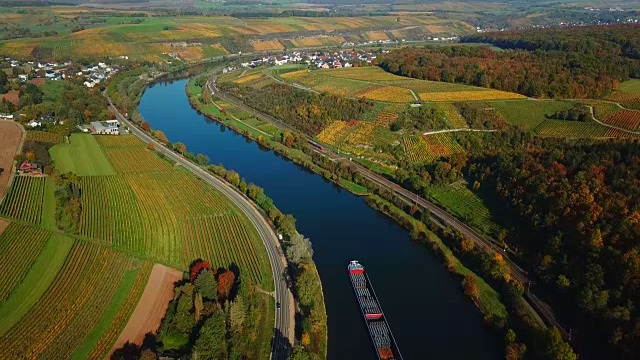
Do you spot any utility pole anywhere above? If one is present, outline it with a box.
[528,280,536,295]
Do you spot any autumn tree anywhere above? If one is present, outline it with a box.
[190,260,211,282]
[217,270,236,302]
[229,296,245,334]
[174,142,187,155]
[140,121,150,132]
[153,130,168,144]
[146,142,155,151]
[462,274,479,302]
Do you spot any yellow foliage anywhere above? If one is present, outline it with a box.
[367,32,389,41]
[359,87,414,103]
[301,332,311,346]
[317,121,349,146]
[251,40,284,51]
[290,38,323,47]
[234,73,264,84]
[419,90,524,102]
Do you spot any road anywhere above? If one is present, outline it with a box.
[106,96,295,360]
[208,76,570,339]
[584,105,640,136]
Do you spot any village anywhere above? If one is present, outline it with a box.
[239,48,387,70]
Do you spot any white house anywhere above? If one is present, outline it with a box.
[90,120,119,135]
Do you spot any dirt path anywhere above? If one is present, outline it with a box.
[0,121,25,203]
[584,105,640,135]
[0,218,9,235]
[107,264,182,357]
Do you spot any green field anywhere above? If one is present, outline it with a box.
[490,99,573,130]
[49,134,116,176]
[619,79,640,94]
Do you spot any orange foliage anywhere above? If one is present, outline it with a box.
[190,260,212,282]
[217,270,236,301]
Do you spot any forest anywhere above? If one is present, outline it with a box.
[461,139,640,359]
[379,25,640,99]
[219,82,375,136]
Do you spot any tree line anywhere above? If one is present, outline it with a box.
[464,139,640,359]
[379,25,640,99]
[219,82,375,136]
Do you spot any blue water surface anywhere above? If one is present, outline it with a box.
[139,79,501,360]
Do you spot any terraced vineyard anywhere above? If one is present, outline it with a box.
[282,67,524,103]
[26,131,64,143]
[534,120,608,138]
[603,110,640,131]
[75,135,271,287]
[0,224,51,302]
[403,136,431,163]
[0,176,45,224]
[317,121,350,146]
[0,242,146,360]
[437,103,468,128]
[103,148,172,173]
[429,183,503,237]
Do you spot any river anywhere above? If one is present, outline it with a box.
[138,79,501,360]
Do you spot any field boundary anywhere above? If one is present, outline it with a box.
[422,128,497,135]
[107,264,182,357]
[0,120,25,204]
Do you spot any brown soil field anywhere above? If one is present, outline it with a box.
[0,218,9,235]
[0,121,24,202]
[30,78,46,86]
[0,90,20,106]
[108,264,182,356]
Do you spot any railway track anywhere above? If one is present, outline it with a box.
[208,76,570,339]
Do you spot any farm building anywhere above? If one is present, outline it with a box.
[90,120,119,135]
[18,160,41,175]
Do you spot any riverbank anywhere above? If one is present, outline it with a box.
[107,67,327,360]
[185,70,577,360]
[137,76,504,359]
[186,78,369,197]
[185,75,509,317]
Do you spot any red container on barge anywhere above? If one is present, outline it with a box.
[348,260,403,360]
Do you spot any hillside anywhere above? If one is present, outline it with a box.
[0,133,274,358]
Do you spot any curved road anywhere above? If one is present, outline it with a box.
[106,97,294,360]
[208,76,570,339]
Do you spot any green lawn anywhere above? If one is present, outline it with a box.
[41,80,64,105]
[41,177,56,231]
[0,233,74,335]
[619,79,640,94]
[339,178,368,195]
[49,134,116,176]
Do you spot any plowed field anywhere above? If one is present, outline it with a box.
[0,122,24,202]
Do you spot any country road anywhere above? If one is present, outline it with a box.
[106,96,295,360]
[208,76,570,339]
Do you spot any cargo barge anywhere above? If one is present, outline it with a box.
[348,260,403,360]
